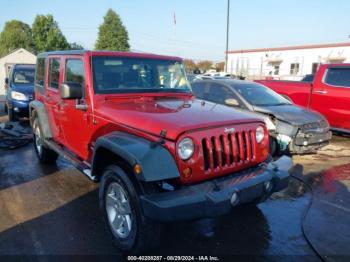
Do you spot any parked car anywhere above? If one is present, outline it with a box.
[5,64,35,121]
[30,50,292,253]
[301,74,314,82]
[191,79,332,155]
[186,73,196,83]
[256,64,350,133]
[193,75,232,82]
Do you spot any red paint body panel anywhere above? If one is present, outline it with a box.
[36,51,269,184]
[256,64,350,132]
[94,96,263,141]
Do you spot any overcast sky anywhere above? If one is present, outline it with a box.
[1,0,350,61]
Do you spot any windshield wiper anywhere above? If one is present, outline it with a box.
[273,103,291,106]
[254,102,290,106]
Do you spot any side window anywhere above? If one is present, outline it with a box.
[65,59,84,86]
[48,58,61,89]
[35,58,46,87]
[207,83,236,104]
[324,68,350,88]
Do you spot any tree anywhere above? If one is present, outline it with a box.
[69,42,84,50]
[95,9,130,51]
[0,20,35,56]
[215,62,225,72]
[184,59,197,72]
[196,60,213,72]
[32,14,70,52]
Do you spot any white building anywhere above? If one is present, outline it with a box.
[227,42,350,80]
[0,48,36,100]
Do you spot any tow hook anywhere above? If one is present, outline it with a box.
[212,180,220,191]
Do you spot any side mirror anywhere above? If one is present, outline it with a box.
[60,82,83,99]
[225,98,240,107]
[5,77,8,85]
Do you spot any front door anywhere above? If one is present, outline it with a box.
[310,66,350,130]
[58,56,91,159]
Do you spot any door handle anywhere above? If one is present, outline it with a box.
[57,101,66,111]
[315,90,328,94]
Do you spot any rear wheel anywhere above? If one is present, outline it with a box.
[99,165,161,254]
[33,118,58,164]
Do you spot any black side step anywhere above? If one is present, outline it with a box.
[45,140,97,181]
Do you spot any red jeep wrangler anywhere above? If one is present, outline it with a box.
[30,50,292,253]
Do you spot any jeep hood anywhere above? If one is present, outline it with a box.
[95,97,262,140]
[253,104,326,126]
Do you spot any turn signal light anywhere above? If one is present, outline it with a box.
[262,148,269,157]
[134,164,142,174]
[182,167,192,179]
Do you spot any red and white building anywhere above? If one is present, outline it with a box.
[226,42,350,80]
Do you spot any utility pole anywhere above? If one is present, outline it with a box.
[225,0,230,72]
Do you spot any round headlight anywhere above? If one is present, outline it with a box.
[256,126,265,143]
[178,138,194,160]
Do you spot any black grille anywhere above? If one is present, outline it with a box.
[201,130,256,172]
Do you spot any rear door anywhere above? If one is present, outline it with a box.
[310,66,350,130]
[45,56,65,143]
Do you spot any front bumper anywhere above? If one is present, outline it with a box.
[7,99,30,117]
[141,156,292,222]
[292,130,332,154]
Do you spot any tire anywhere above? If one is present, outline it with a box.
[32,118,58,164]
[99,165,161,254]
[7,107,16,122]
[269,136,278,157]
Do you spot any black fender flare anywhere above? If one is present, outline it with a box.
[92,132,180,182]
[29,100,52,139]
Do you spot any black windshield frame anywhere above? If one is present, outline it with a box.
[91,56,192,94]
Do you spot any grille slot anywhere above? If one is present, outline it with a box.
[202,130,256,172]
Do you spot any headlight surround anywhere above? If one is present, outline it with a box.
[177,138,194,160]
[255,126,265,143]
[11,91,27,101]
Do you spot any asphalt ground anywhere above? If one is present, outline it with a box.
[0,109,349,261]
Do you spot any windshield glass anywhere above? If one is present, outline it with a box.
[234,82,291,106]
[13,68,35,84]
[92,56,192,94]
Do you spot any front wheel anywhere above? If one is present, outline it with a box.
[99,165,161,254]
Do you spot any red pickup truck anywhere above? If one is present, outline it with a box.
[256,64,350,133]
[29,50,291,253]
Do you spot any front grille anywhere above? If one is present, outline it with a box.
[303,120,328,131]
[201,130,256,172]
[303,122,320,130]
[28,94,34,101]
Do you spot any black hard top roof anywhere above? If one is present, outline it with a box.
[37,50,86,58]
[36,50,182,61]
